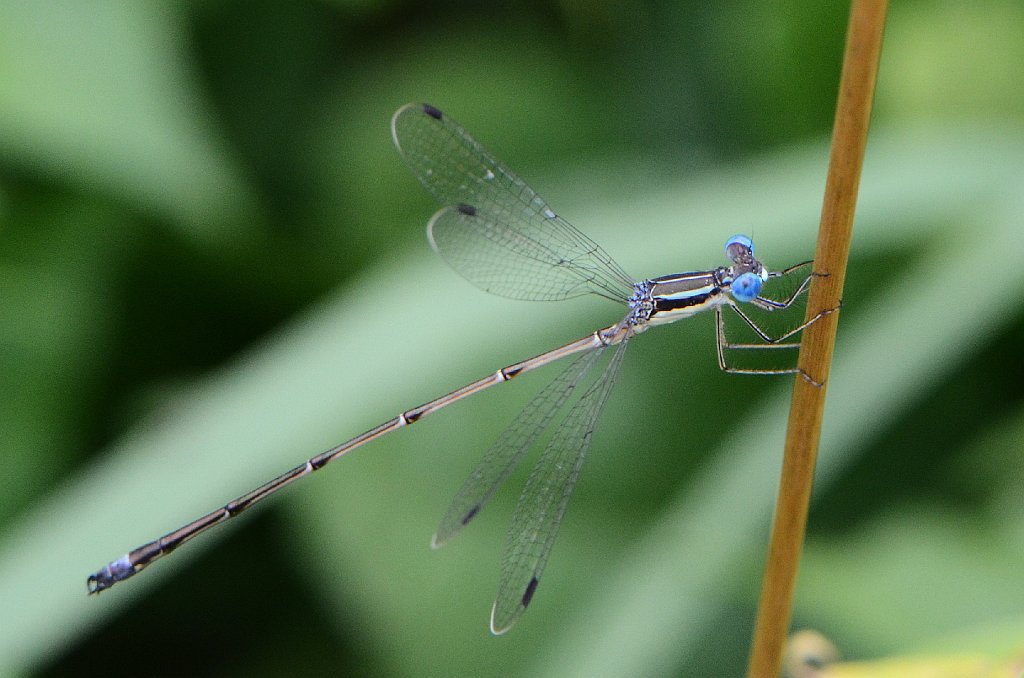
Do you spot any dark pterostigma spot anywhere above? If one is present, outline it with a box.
[521,576,539,608]
[461,505,480,525]
[457,203,477,216]
[423,104,443,120]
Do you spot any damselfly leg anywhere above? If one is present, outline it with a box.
[715,263,838,383]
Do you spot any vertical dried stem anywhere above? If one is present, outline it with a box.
[746,1,888,675]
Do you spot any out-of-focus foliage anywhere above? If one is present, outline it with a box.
[0,1,1021,676]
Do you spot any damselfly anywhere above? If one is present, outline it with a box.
[88,103,831,634]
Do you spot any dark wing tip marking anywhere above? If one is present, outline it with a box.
[521,576,539,608]
[461,505,480,526]
[422,104,443,120]
[457,203,477,216]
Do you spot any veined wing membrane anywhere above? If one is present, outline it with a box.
[427,206,632,302]
[392,103,635,302]
[433,348,604,548]
[491,340,628,634]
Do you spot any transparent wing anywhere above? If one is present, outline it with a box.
[391,103,636,303]
[426,206,631,302]
[432,348,604,549]
[490,339,629,634]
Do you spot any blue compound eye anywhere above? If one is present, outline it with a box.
[731,271,762,302]
[724,234,754,257]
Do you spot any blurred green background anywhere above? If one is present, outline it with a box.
[1,1,1022,676]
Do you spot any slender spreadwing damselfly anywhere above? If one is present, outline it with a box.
[88,103,833,634]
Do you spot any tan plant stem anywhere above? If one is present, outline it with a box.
[746,1,888,675]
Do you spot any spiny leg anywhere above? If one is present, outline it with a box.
[729,301,839,345]
[715,305,837,386]
[755,263,822,311]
